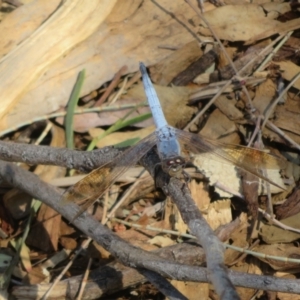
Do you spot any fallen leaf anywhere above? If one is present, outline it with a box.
[148,236,175,248]
[197,3,292,42]
[0,0,117,122]
[89,126,155,148]
[1,0,198,133]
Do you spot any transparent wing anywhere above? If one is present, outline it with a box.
[175,128,287,190]
[61,132,157,218]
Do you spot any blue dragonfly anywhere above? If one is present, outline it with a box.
[62,63,286,217]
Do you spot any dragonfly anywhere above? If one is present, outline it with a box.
[62,62,286,218]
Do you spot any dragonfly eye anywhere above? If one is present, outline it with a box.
[167,160,175,166]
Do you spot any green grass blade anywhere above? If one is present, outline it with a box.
[87,110,151,151]
[65,69,86,149]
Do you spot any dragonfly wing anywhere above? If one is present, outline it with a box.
[61,132,157,217]
[175,128,286,190]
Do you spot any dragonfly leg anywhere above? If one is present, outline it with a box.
[153,162,162,188]
[182,169,191,183]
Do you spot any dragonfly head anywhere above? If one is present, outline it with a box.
[162,156,186,178]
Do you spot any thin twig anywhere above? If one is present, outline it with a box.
[104,170,149,224]
[94,65,128,106]
[185,0,254,110]
[112,218,300,264]
[261,71,300,129]
[265,120,300,151]
[184,33,285,131]
[256,31,294,72]
[76,258,92,300]
[3,160,300,295]
[259,208,300,234]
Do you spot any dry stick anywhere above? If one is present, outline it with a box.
[112,218,300,264]
[109,76,128,105]
[245,31,296,146]
[3,160,300,295]
[265,120,300,151]
[124,70,142,90]
[94,65,128,107]
[43,192,110,299]
[169,178,239,300]
[247,115,262,147]
[184,34,285,131]
[258,208,300,234]
[34,121,53,146]
[103,170,149,224]
[261,72,300,130]
[41,238,92,299]
[141,150,240,300]
[76,258,92,300]
[256,31,294,72]
[185,0,254,111]
[0,140,122,170]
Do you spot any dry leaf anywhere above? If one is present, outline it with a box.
[89,126,155,148]
[1,0,199,133]
[26,125,66,252]
[148,236,175,248]
[276,61,300,90]
[170,281,209,300]
[253,78,277,116]
[193,152,285,197]
[199,108,240,143]
[149,41,203,85]
[0,0,117,124]
[253,244,300,271]
[204,199,232,231]
[197,3,291,42]
[260,213,300,244]
[125,83,196,128]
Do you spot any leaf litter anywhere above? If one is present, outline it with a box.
[0,0,299,299]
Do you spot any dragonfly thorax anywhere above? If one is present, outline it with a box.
[162,156,186,178]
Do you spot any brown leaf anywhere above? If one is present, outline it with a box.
[26,125,66,252]
[0,0,198,133]
[89,126,155,148]
[0,0,117,123]
[197,4,291,42]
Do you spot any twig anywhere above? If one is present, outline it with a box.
[258,208,300,234]
[261,71,300,129]
[256,31,294,72]
[76,258,92,300]
[141,150,240,299]
[104,170,148,224]
[4,160,300,296]
[113,217,300,265]
[41,238,92,300]
[94,65,127,106]
[0,159,187,299]
[0,140,122,170]
[109,76,128,105]
[34,122,53,145]
[265,120,300,151]
[185,0,254,111]
[184,33,285,131]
